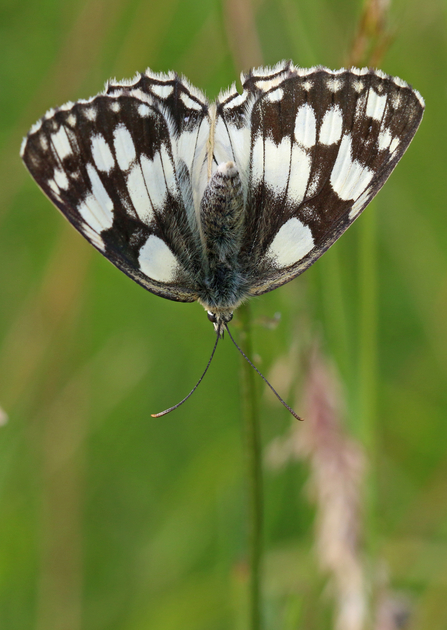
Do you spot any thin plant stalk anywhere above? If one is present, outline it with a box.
[357,205,379,559]
[238,301,263,630]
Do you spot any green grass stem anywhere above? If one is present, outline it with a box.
[237,301,263,630]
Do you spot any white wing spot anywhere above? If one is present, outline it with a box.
[288,144,311,205]
[150,83,174,99]
[51,126,73,159]
[353,79,364,93]
[78,194,113,233]
[66,113,77,127]
[110,101,121,113]
[366,89,387,121]
[83,107,97,121]
[319,105,343,145]
[267,87,284,103]
[113,124,136,171]
[330,134,374,201]
[264,137,291,193]
[40,134,49,152]
[140,153,167,213]
[327,77,344,92]
[138,235,178,283]
[224,123,250,191]
[138,103,151,117]
[53,168,69,190]
[82,223,105,251]
[91,134,115,173]
[251,134,264,186]
[378,128,392,151]
[47,181,62,200]
[180,92,202,110]
[349,189,371,219]
[126,163,154,223]
[225,92,248,109]
[302,80,313,91]
[391,93,402,109]
[294,103,316,149]
[267,217,314,268]
[254,75,287,92]
[82,163,114,230]
[390,137,400,152]
[307,170,322,196]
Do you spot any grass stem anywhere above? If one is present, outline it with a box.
[237,301,263,630]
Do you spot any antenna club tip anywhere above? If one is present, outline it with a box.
[151,410,169,418]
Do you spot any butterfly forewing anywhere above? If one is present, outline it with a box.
[218,63,424,296]
[21,71,213,302]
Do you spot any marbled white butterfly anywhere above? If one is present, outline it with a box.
[21,61,424,416]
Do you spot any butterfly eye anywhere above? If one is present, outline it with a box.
[227,313,233,322]
[207,311,217,323]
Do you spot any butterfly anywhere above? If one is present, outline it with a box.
[21,61,424,416]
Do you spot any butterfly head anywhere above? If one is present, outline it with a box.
[206,310,233,336]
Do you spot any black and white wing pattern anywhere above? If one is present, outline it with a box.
[21,70,212,302]
[215,61,425,296]
[21,62,424,318]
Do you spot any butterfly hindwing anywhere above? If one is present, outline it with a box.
[21,71,213,302]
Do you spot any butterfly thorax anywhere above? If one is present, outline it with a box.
[197,161,250,321]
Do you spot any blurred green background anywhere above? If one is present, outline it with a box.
[0,0,445,628]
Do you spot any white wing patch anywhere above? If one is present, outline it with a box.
[138,235,178,282]
[91,134,115,173]
[378,128,392,151]
[288,144,311,205]
[330,134,374,201]
[51,126,73,160]
[141,153,168,212]
[113,124,136,171]
[78,193,113,233]
[82,223,106,252]
[251,134,264,186]
[138,103,151,117]
[174,120,209,217]
[319,105,343,145]
[180,92,202,111]
[126,163,154,223]
[264,137,291,193]
[224,124,251,191]
[267,217,314,268]
[77,163,115,232]
[53,168,69,190]
[294,104,316,148]
[150,84,173,99]
[349,189,371,220]
[267,87,284,103]
[366,89,387,122]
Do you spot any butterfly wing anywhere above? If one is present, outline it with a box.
[21,71,211,302]
[218,62,425,296]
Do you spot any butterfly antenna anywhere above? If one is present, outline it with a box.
[224,323,303,421]
[151,330,221,418]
